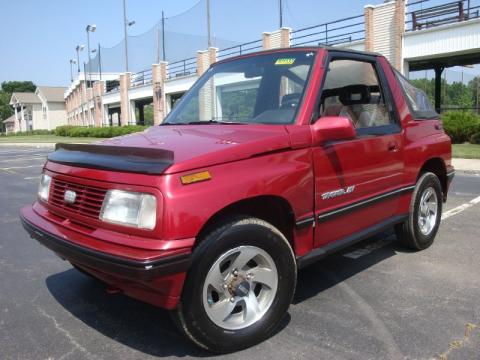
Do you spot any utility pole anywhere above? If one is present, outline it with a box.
[123,0,129,72]
[206,0,212,47]
[162,11,166,61]
[279,0,283,28]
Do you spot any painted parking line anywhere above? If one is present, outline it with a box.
[343,195,480,259]
[0,156,47,163]
[0,165,43,170]
[442,195,480,220]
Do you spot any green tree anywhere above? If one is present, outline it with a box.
[0,81,36,93]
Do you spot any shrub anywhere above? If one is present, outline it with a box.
[54,125,148,138]
[54,125,77,136]
[441,111,480,144]
[470,132,480,145]
[3,129,53,136]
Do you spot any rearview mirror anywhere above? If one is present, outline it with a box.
[311,116,356,145]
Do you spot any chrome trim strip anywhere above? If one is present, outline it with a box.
[295,216,316,229]
[317,185,415,222]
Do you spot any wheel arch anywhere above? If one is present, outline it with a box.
[418,157,447,199]
[195,195,296,251]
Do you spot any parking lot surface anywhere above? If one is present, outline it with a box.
[1,145,479,360]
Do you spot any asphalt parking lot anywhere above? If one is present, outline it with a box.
[1,145,479,360]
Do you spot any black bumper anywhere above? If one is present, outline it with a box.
[20,215,191,281]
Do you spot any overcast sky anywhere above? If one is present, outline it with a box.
[0,0,477,87]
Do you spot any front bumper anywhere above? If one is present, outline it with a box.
[20,205,192,309]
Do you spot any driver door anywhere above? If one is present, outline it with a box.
[313,53,405,248]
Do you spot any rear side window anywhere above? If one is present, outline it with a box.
[394,70,438,120]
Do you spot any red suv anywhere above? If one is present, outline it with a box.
[21,47,454,353]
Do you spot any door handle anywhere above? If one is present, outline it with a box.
[388,142,399,152]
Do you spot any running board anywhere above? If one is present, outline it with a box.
[296,214,407,269]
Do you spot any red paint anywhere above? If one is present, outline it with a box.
[20,48,452,310]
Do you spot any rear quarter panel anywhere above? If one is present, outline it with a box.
[379,57,453,186]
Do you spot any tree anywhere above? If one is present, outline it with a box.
[0,81,37,133]
[0,81,36,93]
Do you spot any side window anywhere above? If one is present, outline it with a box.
[320,59,391,129]
[394,70,438,120]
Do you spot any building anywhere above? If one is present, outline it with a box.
[9,86,68,133]
[64,0,480,125]
[2,114,16,134]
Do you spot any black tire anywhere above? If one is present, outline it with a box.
[172,217,296,353]
[395,172,443,250]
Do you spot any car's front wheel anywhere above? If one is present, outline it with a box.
[173,217,296,353]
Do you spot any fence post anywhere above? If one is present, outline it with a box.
[263,27,291,50]
[93,81,105,127]
[363,1,406,70]
[119,72,131,126]
[152,62,167,125]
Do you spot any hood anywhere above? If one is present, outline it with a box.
[98,124,292,174]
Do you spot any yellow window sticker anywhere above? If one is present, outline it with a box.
[275,58,296,65]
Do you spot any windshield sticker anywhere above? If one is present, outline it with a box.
[275,58,296,65]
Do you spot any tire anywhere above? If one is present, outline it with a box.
[395,172,443,250]
[172,217,296,353]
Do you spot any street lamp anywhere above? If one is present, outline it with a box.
[69,59,77,82]
[75,44,85,73]
[123,0,135,72]
[85,24,96,88]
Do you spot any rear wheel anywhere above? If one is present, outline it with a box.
[173,217,296,353]
[395,172,443,250]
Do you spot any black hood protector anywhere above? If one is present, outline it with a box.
[48,143,174,174]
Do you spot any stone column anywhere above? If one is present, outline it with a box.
[152,62,168,125]
[197,47,218,121]
[263,27,292,50]
[364,5,375,52]
[119,72,131,126]
[363,0,406,70]
[93,81,105,127]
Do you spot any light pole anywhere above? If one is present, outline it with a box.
[69,59,77,82]
[75,45,85,73]
[122,0,135,72]
[85,24,96,88]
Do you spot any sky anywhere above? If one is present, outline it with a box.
[0,0,478,87]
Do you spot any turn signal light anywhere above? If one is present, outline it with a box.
[180,171,211,185]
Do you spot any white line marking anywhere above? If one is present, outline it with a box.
[441,195,480,220]
[0,156,46,163]
[24,176,40,180]
[0,164,43,170]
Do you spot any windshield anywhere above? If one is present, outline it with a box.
[164,51,316,125]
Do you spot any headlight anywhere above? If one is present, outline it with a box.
[100,190,157,230]
[38,174,52,202]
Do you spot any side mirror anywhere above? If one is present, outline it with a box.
[311,116,356,145]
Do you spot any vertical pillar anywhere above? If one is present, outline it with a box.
[119,72,131,126]
[434,66,444,114]
[197,48,218,121]
[262,27,291,50]
[363,0,406,70]
[364,5,374,52]
[93,81,105,127]
[152,62,167,125]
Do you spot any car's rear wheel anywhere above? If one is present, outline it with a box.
[172,217,296,353]
[395,172,443,250]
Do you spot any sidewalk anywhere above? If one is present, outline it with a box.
[452,158,480,174]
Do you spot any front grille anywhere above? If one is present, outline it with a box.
[49,178,107,219]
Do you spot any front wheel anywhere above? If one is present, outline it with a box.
[173,217,296,353]
[395,172,443,250]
